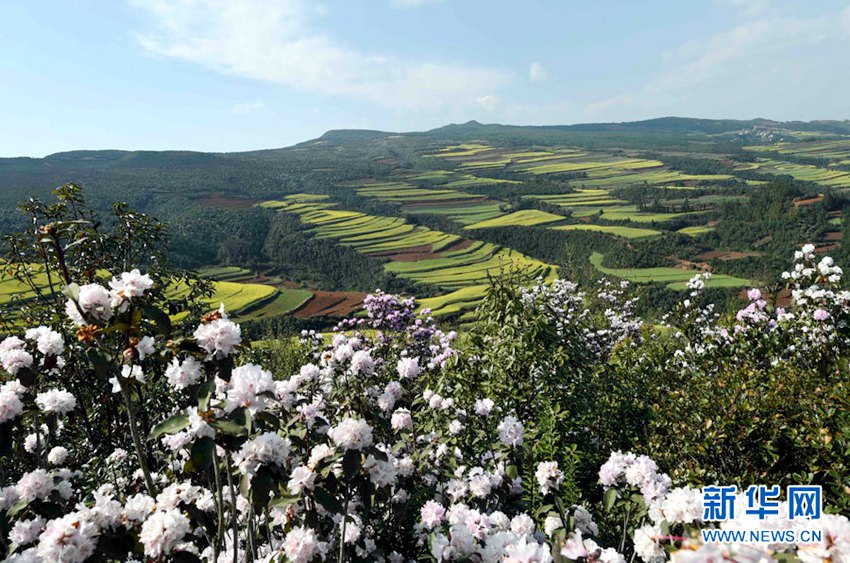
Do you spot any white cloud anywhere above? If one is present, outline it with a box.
[232,100,265,114]
[131,0,505,112]
[474,94,499,112]
[584,6,850,122]
[528,62,547,82]
[389,0,446,8]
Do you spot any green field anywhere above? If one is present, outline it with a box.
[678,225,716,236]
[263,196,557,299]
[553,224,662,239]
[745,139,850,163]
[465,209,564,229]
[589,252,748,289]
[746,159,850,188]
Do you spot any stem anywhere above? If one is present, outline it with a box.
[118,379,157,496]
[338,495,350,563]
[247,503,256,563]
[213,447,225,560]
[225,455,239,563]
[620,503,631,553]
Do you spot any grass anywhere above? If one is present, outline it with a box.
[237,288,313,321]
[678,225,716,236]
[553,224,661,239]
[419,284,489,317]
[589,252,748,289]
[198,266,254,281]
[465,209,564,229]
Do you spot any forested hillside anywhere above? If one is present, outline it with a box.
[3,117,850,328]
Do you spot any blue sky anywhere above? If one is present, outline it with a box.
[2,0,850,156]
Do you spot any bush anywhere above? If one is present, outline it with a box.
[0,189,848,562]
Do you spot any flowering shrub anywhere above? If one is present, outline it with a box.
[1,189,849,562]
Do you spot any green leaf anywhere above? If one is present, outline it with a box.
[141,303,172,337]
[342,449,361,480]
[87,349,112,380]
[148,413,189,440]
[7,497,29,519]
[191,437,215,471]
[313,487,343,514]
[603,488,617,512]
[197,378,215,411]
[506,465,518,480]
[210,419,248,437]
[61,283,80,302]
[251,467,275,509]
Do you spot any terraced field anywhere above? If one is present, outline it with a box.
[589,252,749,289]
[553,224,661,239]
[344,180,509,225]
[0,265,307,323]
[573,205,708,223]
[261,195,557,314]
[465,209,564,229]
[746,159,850,189]
[745,139,850,163]
[678,225,716,236]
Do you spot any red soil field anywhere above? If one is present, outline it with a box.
[196,193,258,208]
[293,291,366,319]
[367,245,441,262]
[697,250,761,261]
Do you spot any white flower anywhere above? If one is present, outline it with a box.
[47,446,69,466]
[391,408,413,431]
[164,357,202,389]
[109,269,153,309]
[504,535,553,562]
[66,283,113,325]
[36,513,97,563]
[287,466,316,495]
[328,417,373,450]
[396,356,421,379]
[420,500,445,529]
[16,469,54,501]
[535,461,564,495]
[123,493,156,522]
[224,363,274,413]
[349,350,375,374]
[25,327,64,356]
[35,389,77,414]
[139,508,190,558]
[474,398,494,416]
[543,514,563,537]
[308,444,334,469]
[1,348,33,376]
[0,388,24,424]
[282,526,327,563]
[233,432,290,476]
[633,524,665,563]
[0,336,24,355]
[449,420,463,435]
[655,487,702,525]
[497,415,525,447]
[109,364,145,393]
[194,308,242,358]
[9,516,45,546]
[187,408,216,438]
[136,336,156,360]
[365,455,397,487]
[511,513,535,537]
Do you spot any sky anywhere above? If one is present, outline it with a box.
[2,0,850,157]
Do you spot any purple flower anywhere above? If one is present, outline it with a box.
[813,308,831,321]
